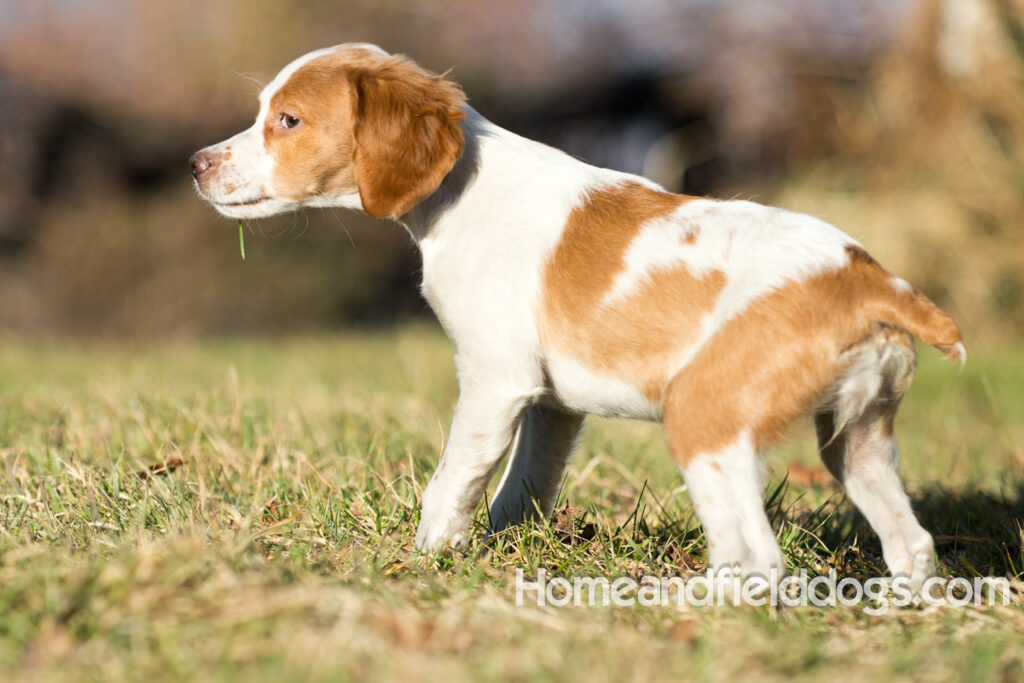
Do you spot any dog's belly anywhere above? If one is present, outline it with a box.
[544,353,666,421]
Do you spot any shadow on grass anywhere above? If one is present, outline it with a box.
[501,480,1023,581]
[915,483,1024,578]
[786,482,1024,579]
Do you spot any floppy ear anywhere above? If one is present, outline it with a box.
[349,56,466,218]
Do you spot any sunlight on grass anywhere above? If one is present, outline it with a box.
[0,324,1021,681]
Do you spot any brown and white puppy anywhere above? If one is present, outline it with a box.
[191,43,964,593]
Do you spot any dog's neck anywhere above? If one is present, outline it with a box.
[399,108,488,244]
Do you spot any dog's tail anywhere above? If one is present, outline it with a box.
[851,246,966,365]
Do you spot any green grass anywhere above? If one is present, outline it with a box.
[0,324,1022,682]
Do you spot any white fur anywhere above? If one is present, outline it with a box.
[891,276,913,294]
[680,431,785,581]
[192,44,945,587]
[819,414,937,595]
[607,200,854,312]
[543,353,660,420]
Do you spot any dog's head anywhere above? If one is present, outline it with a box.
[190,43,466,219]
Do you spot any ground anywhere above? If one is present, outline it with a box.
[0,324,1021,681]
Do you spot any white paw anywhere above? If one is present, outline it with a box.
[414,506,473,553]
[742,552,787,594]
[907,548,937,597]
[705,563,744,603]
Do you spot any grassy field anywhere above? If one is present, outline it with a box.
[0,324,1022,682]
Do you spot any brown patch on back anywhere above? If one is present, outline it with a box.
[664,248,962,465]
[539,182,721,400]
[264,48,466,217]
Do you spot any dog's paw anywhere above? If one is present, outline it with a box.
[907,549,937,598]
[414,513,472,554]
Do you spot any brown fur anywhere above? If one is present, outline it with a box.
[264,49,466,217]
[348,57,466,217]
[538,182,720,400]
[265,56,359,200]
[663,249,963,465]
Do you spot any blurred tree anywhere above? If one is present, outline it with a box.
[0,0,1017,338]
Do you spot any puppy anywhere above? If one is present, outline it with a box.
[191,44,964,592]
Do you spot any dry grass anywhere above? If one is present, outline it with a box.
[0,324,1022,681]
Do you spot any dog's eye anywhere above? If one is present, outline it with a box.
[280,114,301,129]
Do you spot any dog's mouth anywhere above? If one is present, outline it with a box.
[217,196,271,207]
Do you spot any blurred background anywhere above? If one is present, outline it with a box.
[0,0,1021,342]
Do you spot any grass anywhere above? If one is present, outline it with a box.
[0,323,1022,681]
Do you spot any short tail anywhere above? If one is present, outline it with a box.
[845,244,965,365]
[866,270,965,366]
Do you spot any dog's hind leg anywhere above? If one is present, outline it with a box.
[664,359,788,583]
[488,403,584,532]
[676,432,785,584]
[815,325,936,594]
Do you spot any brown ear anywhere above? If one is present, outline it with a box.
[350,56,466,218]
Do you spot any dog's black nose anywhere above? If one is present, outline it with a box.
[189,151,214,178]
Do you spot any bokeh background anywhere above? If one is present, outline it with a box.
[1,0,1021,342]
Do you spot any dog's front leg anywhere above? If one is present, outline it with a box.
[414,378,534,553]
[488,404,584,532]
